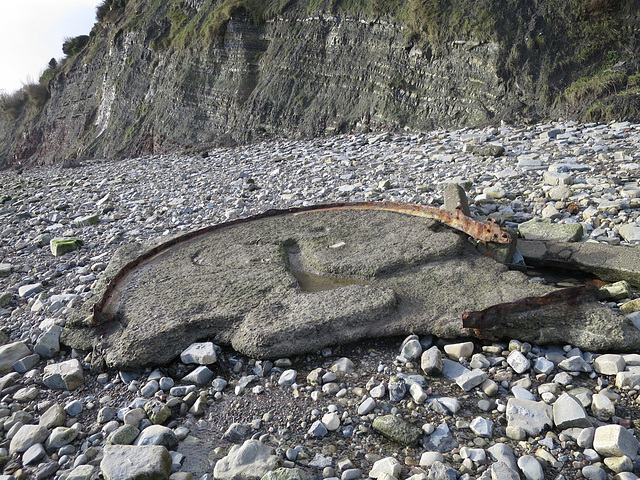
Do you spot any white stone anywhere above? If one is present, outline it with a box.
[370,457,401,479]
[488,443,519,474]
[34,325,62,359]
[18,283,43,298]
[593,425,640,460]
[331,357,355,374]
[278,369,298,386]
[511,385,535,401]
[419,452,443,468]
[533,357,555,375]
[436,397,460,414]
[46,426,79,449]
[591,394,615,421]
[100,445,172,480]
[460,446,486,464]
[213,440,279,480]
[507,350,530,374]
[517,455,544,480]
[9,424,49,455]
[443,341,474,360]
[400,338,422,361]
[182,366,214,385]
[357,397,376,415]
[409,383,427,404]
[0,341,31,374]
[620,224,640,243]
[553,393,591,429]
[180,342,217,364]
[469,417,493,437]
[594,354,626,375]
[321,412,340,431]
[616,372,640,390]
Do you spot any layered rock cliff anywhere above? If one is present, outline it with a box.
[1,0,640,168]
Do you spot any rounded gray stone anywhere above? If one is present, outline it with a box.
[134,425,178,450]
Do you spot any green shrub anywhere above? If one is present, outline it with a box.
[0,90,28,120]
[39,66,58,87]
[63,35,90,56]
[23,83,50,107]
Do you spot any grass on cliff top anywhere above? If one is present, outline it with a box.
[165,0,503,49]
[169,0,293,48]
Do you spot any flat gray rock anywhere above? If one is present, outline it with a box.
[100,445,172,480]
[213,440,279,480]
[553,393,592,429]
[62,209,640,369]
[9,424,49,455]
[0,341,31,374]
[519,239,640,287]
[506,398,553,437]
[518,218,583,242]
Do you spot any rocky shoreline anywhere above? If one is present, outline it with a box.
[1,121,640,480]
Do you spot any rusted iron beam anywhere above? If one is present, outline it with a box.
[461,284,598,332]
[88,202,512,326]
[302,202,512,245]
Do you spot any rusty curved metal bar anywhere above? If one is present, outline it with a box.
[89,201,512,325]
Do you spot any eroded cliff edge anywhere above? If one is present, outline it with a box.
[1,0,640,168]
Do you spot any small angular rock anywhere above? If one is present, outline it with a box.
[180,342,217,365]
[43,359,84,390]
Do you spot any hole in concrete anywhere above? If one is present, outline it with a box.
[283,241,367,293]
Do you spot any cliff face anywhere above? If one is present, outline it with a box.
[1,0,640,168]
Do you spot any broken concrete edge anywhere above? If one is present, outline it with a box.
[462,285,599,330]
[518,239,640,288]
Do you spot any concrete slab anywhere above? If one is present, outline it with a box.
[61,209,640,369]
[518,239,640,287]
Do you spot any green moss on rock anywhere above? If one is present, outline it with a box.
[50,238,84,257]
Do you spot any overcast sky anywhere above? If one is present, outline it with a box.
[0,0,99,94]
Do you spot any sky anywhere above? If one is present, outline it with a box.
[0,0,100,94]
